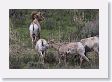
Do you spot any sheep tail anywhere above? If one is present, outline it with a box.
[33,24,34,31]
[41,40,44,46]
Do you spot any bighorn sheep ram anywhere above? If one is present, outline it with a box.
[35,39,49,63]
[80,36,99,55]
[48,40,89,65]
[29,11,44,48]
[66,42,89,66]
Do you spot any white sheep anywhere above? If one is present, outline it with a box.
[29,23,41,48]
[35,39,49,63]
[80,36,99,55]
[29,11,44,48]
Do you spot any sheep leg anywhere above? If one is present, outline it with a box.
[36,32,40,41]
[58,58,61,64]
[79,53,89,62]
[30,34,34,48]
[58,55,61,64]
[44,50,47,57]
[93,47,99,55]
[32,39,34,48]
[43,51,46,63]
[40,52,44,64]
[80,56,83,66]
[57,52,61,64]
[34,36,37,45]
[64,55,67,65]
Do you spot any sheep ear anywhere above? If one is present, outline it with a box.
[38,12,41,14]
[48,39,55,44]
[33,15,37,18]
[47,41,50,44]
[31,11,38,20]
[31,11,37,15]
[51,39,54,42]
[36,12,41,16]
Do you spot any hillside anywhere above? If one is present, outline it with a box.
[9,9,99,69]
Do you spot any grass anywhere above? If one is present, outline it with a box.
[9,26,99,69]
[9,9,99,69]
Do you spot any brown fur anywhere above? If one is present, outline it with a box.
[31,11,38,21]
[48,40,89,65]
[31,11,44,22]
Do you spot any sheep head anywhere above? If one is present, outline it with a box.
[31,11,44,22]
[48,39,55,48]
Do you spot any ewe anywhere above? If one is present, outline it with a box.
[35,39,49,64]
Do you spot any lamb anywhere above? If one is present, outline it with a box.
[48,40,68,64]
[29,11,44,48]
[35,39,49,63]
[48,40,89,65]
[80,36,99,55]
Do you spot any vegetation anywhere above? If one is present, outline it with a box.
[9,9,99,69]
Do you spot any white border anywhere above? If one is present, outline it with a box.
[0,0,108,78]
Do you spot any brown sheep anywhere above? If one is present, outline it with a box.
[48,40,89,65]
